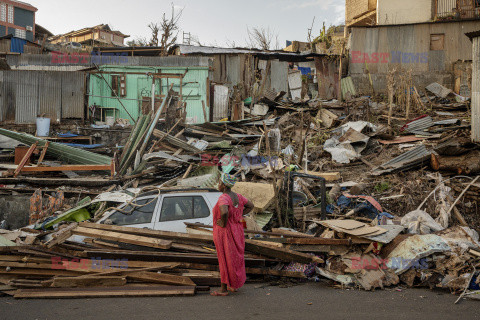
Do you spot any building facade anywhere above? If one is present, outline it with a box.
[49,24,129,48]
[0,0,37,42]
[346,0,480,95]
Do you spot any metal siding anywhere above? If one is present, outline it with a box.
[213,85,229,121]
[15,71,38,124]
[270,60,289,92]
[61,72,85,119]
[10,37,26,53]
[6,54,210,69]
[38,71,62,122]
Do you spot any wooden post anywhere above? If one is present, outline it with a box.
[14,142,38,177]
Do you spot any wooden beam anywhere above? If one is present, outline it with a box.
[51,276,127,288]
[14,285,196,299]
[72,226,172,250]
[37,141,49,164]
[127,271,195,286]
[20,164,113,173]
[14,142,38,177]
[244,239,324,264]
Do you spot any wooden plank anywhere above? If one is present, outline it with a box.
[244,239,324,264]
[44,223,78,248]
[37,141,49,164]
[283,238,352,245]
[79,222,214,244]
[14,285,196,299]
[246,268,306,278]
[72,226,172,250]
[14,142,38,177]
[52,276,127,288]
[302,171,341,182]
[20,164,113,172]
[127,271,195,286]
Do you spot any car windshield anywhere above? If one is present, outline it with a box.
[106,197,158,226]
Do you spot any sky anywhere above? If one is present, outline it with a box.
[33,0,345,48]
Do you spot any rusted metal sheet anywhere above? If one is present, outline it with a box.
[61,72,85,119]
[38,71,62,121]
[0,70,85,124]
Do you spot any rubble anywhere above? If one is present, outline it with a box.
[0,36,479,302]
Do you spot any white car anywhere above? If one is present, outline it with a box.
[97,189,222,233]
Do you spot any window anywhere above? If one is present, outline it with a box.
[106,198,157,226]
[0,4,6,22]
[430,34,445,51]
[15,29,26,39]
[7,5,13,24]
[160,196,210,222]
[111,74,127,97]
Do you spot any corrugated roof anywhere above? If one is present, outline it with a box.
[173,44,334,57]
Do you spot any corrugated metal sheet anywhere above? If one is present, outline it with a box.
[373,145,432,175]
[213,85,229,121]
[38,71,62,122]
[15,71,38,123]
[6,54,210,69]
[62,72,85,119]
[0,70,86,124]
[10,38,27,54]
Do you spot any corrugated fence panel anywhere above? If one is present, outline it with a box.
[0,70,85,124]
[62,72,85,119]
[15,71,38,124]
[38,71,62,122]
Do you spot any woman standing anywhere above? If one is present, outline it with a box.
[211,173,254,296]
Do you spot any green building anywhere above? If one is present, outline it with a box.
[88,65,210,124]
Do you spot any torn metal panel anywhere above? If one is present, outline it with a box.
[386,234,451,274]
[143,151,189,163]
[426,82,452,98]
[372,145,432,175]
[363,225,405,244]
[402,116,434,134]
[152,129,202,154]
[0,128,112,165]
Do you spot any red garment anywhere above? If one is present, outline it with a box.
[213,193,248,289]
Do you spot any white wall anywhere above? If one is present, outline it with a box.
[377,0,433,25]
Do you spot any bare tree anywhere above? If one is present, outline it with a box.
[148,23,160,47]
[159,4,183,55]
[143,4,183,55]
[127,37,148,47]
[246,27,279,50]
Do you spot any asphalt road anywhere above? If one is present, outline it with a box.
[1,282,479,320]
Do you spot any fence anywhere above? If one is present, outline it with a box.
[0,70,86,124]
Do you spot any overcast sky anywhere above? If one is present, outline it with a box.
[33,0,345,48]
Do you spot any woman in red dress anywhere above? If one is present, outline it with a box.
[211,173,254,296]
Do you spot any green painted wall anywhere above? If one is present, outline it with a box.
[88,65,210,124]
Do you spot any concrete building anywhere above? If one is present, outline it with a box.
[0,0,37,42]
[345,0,480,95]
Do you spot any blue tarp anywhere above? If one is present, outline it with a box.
[10,37,27,54]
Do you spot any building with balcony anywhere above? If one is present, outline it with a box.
[49,24,129,48]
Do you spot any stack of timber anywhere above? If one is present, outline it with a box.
[0,222,340,299]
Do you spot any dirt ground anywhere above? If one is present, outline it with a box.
[1,282,478,320]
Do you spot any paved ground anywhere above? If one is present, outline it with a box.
[1,282,478,320]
